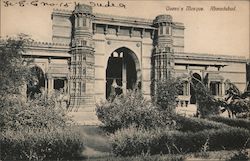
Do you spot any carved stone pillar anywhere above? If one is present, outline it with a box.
[122,57,127,94]
[47,75,54,96]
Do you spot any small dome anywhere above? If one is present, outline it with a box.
[154,15,172,24]
[73,4,92,14]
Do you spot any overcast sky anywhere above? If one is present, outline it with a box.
[1,0,249,58]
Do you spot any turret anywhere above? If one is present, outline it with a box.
[153,15,175,81]
[69,4,95,110]
[72,4,93,46]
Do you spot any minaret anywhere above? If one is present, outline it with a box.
[69,4,95,110]
[152,15,175,94]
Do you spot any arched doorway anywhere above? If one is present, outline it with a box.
[106,47,140,99]
[190,73,202,104]
[27,66,45,99]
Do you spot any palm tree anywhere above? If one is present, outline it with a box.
[222,79,249,118]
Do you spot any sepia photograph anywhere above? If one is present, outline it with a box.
[0,0,250,160]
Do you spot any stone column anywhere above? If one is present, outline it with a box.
[45,78,48,95]
[216,83,221,96]
[187,82,190,96]
[47,75,54,96]
[221,81,224,96]
[64,79,67,93]
[122,56,127,94]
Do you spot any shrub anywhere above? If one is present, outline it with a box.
[226,149,249,161]
[111,126,250,156]
[0,127,85,160]
[207,128,250,150]
[96,91,174,132]
[0,36,83,160]
[0,92,73,131]
[99,154,185,161]
[0,92,80,160]
[0,35,32,108]
[208,116,250,131]
[155,78,182,112]
[171,115,229,132]
[191,81,220,117]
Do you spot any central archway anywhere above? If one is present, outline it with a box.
[106,47,140,99]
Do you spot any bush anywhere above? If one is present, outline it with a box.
[0,36,83,160]
[97,154,185,161]
[96,91,174,132]
[0,92,82,160]
[0,92,73,131]
[155,78,182,112]
[226,149,249,161]
[208,116,250,131]
[172,115,229,132]
[0,127,85,160]
[193,82,220,117]
[111,126,250,156]
[0,35,32,107]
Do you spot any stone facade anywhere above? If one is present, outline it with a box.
[20,4,247,123]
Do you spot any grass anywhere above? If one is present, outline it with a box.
[77,125,250,161]
[78,125,111,159]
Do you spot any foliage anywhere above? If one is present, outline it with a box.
[95,154,185,161]
[0,127,85,161]
[96,90,174,132]
[111,126,250,156]
[208,116,250,131]
[155,78,182,112]
[0,34,33,108]
[192,82,220,117]
[0,91,73,132]
[0,91,84,160]
[0,91,85,160]
[226,149,249,161]
[220,79,250,118]
[0,36,84,160]
[176,73,220,117]
[171,115,229,132]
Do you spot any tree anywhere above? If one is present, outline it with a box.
[221,80,250,118]
[0,34,33,108]
[155,78,182,113]
[192,80,220,117]
[184,73,220,117]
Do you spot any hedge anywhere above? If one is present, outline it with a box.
[111,126,250,156]
[208,116,250,131]
[96,91,174,132]
[0,127,85,160]
[172,115,230,132]
[93,154,185,161]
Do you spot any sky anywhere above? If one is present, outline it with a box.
[1,0,249,58]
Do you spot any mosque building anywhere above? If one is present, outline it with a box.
[19,4,247,123]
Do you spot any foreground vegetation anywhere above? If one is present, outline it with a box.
[96,78,250,160]
[0,36,85,161]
